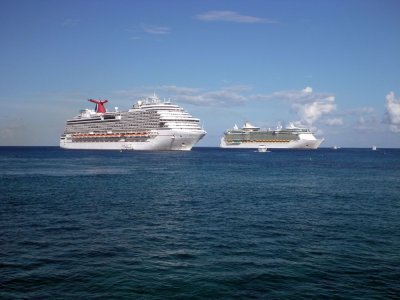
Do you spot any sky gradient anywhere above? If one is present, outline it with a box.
[1,0,400,147]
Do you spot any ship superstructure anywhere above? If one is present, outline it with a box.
[60,94,206,151]
[220,122,323,149]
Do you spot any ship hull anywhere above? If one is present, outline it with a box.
[60,130,206,151]
[220,138,324,149]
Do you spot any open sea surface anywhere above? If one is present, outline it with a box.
[1,147,400,299]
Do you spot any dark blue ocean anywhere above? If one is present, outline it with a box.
[1,147,400,299]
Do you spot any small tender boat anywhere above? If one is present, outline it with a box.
[258,145,268,152]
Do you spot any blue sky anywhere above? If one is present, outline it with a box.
[1,0,400,147]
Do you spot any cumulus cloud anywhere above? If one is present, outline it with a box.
[114,85,250,106]
[253,86,334,104]
[196,10,275,24]
[345,107,375,114]
[255,86,337,125]
[141,23,170,35]
[355,114,380,132]
[335,106,378,132]
[292,100,336,126]
[159,85,202,96]
[325,118,343,126]
[357,116,371,127]
[384,91,400,132]
[160,85,250,106]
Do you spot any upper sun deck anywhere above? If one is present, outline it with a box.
[68,98,120,121]
[227,122,312,134]
[130,94,182,111]
[66,95,201,130]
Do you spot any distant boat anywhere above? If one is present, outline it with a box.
[372,145,377,151]
[258,145,268,152]
[333,145,338,150]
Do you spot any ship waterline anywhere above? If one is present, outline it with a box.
[220,122,324,149]
[60,95,206,151]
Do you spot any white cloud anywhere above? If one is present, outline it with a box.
[160,85,250,106]
[357,116,367,126]
[113,85,249,106]
[141,24,170,35]
[345,107,375,114]
[196,10,275,24]
[355,114,380,132]
[254,87,334,105]
[384,91,400,132]
[292,100,336,126]
[336,106,378,132]
[160,85,201,96]
[325,118,343,126]
[253,87,336,125]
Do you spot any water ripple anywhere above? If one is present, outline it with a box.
[1,147,400,299]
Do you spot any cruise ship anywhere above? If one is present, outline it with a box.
[60,94,206,151]
[220,122,324,149]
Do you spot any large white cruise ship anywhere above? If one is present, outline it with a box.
[220,122,324,149]
[60,94,206,151]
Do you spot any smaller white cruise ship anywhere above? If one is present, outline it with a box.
[60,94,206,151]
[220,122,324,149]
